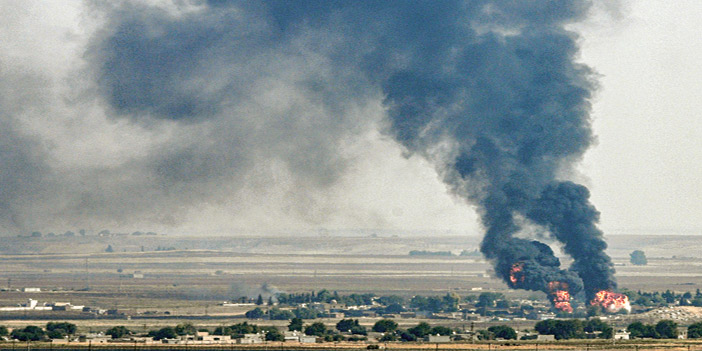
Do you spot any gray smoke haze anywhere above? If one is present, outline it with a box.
[1,0,615,296]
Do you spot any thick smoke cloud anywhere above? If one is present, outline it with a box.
[0,0,616,297]
[372,0,616,298]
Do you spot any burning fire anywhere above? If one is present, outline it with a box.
[591,290,631,313]
[548,281,573,313]
[509,263,525,285]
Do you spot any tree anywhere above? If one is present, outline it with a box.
[336,319,359,332]
[264,327,284,341]
[148,327,177,340]
[304,322,327,336]
[46,322,77,338]
[215,322,259,338]
[378,295,405,306]
[350,325,367,335]
[398,330,417,341]
[384,303,404,314]
[0,326,8,337]
[11,326,45,341]
[293,307,318,319]
[430,326,454,336]
[476,330,494,340]
[628,322,658,339]
[372,319,398,333]
[655,320,678,339]
[688,322,702,339]
[268,308,295,320]
[408,322,432,338]
[535,319,584,340]
[488,325,516,340]
[442,293,460,312]
[630,250,648,265]
[245,307,265,319]
[288,318,303,331]
[106,326,130,339]
[174,323,197,335]
[476,292,504,307]
[379,333,397,341]
[268,296,274,306]
[256,294,264,305]
[585,318,612,339]
[105,245,114,253]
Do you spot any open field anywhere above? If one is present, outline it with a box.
[0,234,701,332]
[5,340,702,351]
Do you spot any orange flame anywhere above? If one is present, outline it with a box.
[590,290,631,313]
[553,290,573,313]
[509,263,525,285]
[548,281,573,313]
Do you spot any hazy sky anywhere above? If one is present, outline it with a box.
[0,0,700,236]
[577,1,702,235]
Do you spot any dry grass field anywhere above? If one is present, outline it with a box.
[0,234,701,333]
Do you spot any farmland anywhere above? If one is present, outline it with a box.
[0,233,701,334]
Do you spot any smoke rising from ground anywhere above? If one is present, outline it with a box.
[0,0,616,296]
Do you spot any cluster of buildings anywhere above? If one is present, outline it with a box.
[71,331,319,345]
[0,299,87,312]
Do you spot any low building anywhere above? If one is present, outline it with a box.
[299,336,316,343]
[199,334,232,344]
[426,335,451,343]
[283,331,302,342]
[130,337,156,344]
[454,333,479,341]
[614,331,630,340]
[537,313,556,320]
[22,287,41,292]
[85,334,111,344]
[237,334,263,344]
[536,335,555,341]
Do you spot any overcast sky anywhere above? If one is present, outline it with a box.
[0,0,699,236]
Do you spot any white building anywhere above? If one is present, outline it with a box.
[299,336,316,343]
[614,331,630,340]
[427,335,451,343]
[237,334,263,344]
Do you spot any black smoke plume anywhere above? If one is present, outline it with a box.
[1,0,618,300]
[372,0,618,300]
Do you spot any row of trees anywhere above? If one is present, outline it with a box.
[532,319,688,340]
[534,319,613,340]
[275,289,375,306]
[5,319,702,343]
[369,320,454,342]
[627,321,678,339]
[621,289,702,307]
[0,322,77,341]
[246,306,325,320]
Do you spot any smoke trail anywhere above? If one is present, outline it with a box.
[1,0,618,300]
[376,0,618,300]
[528,182,616,299]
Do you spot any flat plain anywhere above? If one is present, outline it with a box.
[0,233,701,333]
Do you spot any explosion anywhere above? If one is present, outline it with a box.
[509,263,525,285]
[548,281,573,313]
[591,290,631,313]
